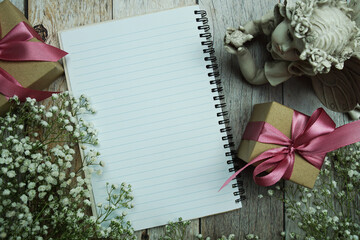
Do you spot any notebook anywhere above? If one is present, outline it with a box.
[59,5,243,231]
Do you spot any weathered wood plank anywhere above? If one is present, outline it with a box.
[28,0,112,93]
[113,0,196,18]
[198,0,284,239]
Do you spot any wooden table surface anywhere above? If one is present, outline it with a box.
[10,0,350,239]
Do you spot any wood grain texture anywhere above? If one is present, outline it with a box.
[24,0,354,239]
[28,0,112,93]
[198,0,284,239]
[113,0,196,18]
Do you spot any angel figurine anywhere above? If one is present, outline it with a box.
[224,0,360,119]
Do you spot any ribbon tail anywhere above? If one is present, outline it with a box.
[308,121,360,154]
[0,68,57,101]
[253,153,293,186]
[0,42,67,62]
[219,161,253,192]
[1,21,43,43]
[219,147,287,191]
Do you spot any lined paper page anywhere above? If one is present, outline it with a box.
[59,5,240,231]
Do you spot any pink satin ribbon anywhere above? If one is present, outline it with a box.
[0,21,68,101]
[220,108,360,189]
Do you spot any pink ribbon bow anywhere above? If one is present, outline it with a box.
[0,21,68,101]
[220,108,360,190]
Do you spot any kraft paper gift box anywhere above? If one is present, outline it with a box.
[0,0,64,115]
[237,102,320,188]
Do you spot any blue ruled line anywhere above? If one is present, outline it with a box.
[71,28,195,55]
[72,34,197,64]
[100,124,216,151]
[69,20,194,47]
[130,192,231,219]
[95,101,212,130]
[98,107,212,135]
[74,43,195,70]
[99,138,216,159]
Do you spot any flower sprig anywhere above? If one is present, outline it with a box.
[160,217,191,240]
[0,93,135,240]
[159,217,235,240]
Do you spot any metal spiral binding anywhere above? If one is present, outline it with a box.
[195,10,245,203]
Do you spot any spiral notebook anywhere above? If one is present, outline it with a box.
[59,5,243,231]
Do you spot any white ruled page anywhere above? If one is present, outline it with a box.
[59,5,240,231]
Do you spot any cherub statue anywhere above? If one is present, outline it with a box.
[224,0,360,119]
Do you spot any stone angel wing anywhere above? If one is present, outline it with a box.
[311,0,360,115]
[311,57,360,113]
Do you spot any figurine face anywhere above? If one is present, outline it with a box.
[271,20,304,62]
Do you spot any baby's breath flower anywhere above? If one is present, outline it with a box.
[65,125,73,132]
[245,233,257,239]
[76,209,84,219]
[96,169,103,175]
[45,112,53,118]
[40,120,49,127]
[84,199,91,206]
[267,189,274,196]
[89,216,96,223]
[64,154,73,161]
[6,170,16,178]
[2,189,10,196]
[38,192,47,199]
[73,131,80,138]
[308,207,316,214]
[28,190,36,200]
[50,106,58,112]
[348,170,355,178]
[20,194,28,204]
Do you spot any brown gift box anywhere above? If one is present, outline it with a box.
[237,102,320,188]
[0,0,64,115]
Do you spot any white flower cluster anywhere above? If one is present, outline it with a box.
[281,145,360,239]
[245,233,259,240]
[0,93,135,239]
[253,141,360,239]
